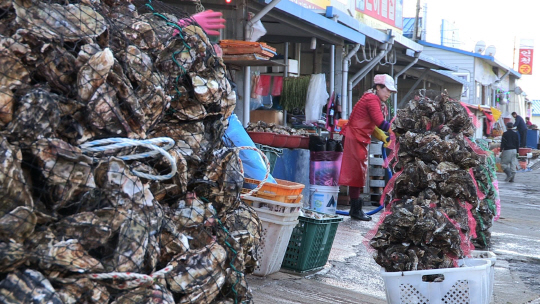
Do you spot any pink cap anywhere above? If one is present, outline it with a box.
[374,74,397,92]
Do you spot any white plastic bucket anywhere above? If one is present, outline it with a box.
[309,184,339,214]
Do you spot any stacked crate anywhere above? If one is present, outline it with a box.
[364,142,386,206]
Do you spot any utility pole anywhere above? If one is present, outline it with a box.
[512,36,517,70]
[413,0,421,42]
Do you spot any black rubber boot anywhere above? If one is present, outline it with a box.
[349,199,371,221]
[508,172,515,183]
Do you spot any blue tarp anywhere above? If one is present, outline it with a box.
[224,114,277,184]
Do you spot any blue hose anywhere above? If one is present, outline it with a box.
[336,145,392,216]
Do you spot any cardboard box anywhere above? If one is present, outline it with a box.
[250,110,283,125]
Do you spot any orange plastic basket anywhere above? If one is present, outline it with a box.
[243,178,305,203]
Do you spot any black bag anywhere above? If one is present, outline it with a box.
[309,135,326,151]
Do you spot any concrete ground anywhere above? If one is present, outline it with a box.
[247,168,540,304]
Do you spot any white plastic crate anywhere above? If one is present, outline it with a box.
[252,205,300,223]
[381,259,491,304]
[245,195,301,223]
[253,218,299,276]
[243,195,302,214]
[466,250,497,301]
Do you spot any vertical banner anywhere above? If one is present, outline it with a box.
[356,0,403,30]
[518,39,534,75]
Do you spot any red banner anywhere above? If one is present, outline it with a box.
[518,48,534,75]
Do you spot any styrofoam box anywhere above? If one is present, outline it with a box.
[271,59,299,74]
[253,218,299,276]
[369,180,386,187]
[369,157,385,166]
[380,259,491,304]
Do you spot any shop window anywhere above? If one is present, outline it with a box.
[453,73,470,99]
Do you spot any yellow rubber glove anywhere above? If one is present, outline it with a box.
[372,127,391,147]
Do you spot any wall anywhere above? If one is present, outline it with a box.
[530,116,540,127]
[420,46,475,103]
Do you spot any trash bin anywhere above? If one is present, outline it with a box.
[526,129,538,149]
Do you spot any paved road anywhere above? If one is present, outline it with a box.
[249,169,540,304]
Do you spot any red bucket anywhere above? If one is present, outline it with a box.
[519,148,532,156]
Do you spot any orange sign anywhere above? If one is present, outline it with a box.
[518,48,534,75]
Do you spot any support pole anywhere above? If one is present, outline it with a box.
[243,66,251,127]
[283,42,289,126]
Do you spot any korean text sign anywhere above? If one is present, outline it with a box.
[518,39,534,75]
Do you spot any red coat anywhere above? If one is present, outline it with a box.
[338,92,387,188]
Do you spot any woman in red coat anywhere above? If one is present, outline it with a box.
[338,74,396,221]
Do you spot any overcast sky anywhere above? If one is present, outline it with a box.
[402,0,539,99]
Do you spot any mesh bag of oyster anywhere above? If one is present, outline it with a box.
[365,91,495,273]
[0,0,263,303]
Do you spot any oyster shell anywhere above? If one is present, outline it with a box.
[55,277,110,304]
[0,206,36,242]
[0,88,13,126]
[0,240,28,272]
[0,136,33,217]
[0,269,63,303]
[113,209,149,272]
[6,88,61,147]
[165,241,227,294]
[111,284,174,304]
[36,43,78,94]
[31,138,96,209]
[93,157,155,208]
[38,239,105,273]
[0,51,30,90]
[13,1,107,41]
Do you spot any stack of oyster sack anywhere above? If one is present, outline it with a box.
[471,139,500,249]
[367,91,490,272]
[0,0,261,303]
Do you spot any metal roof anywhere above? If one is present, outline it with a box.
[531,100,540,116]
[324,6,423,52]
[418,40,521,78]
[259,0,366,45]
[432,70,469,84]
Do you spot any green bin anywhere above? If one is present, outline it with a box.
[281,213,343,272]
[255,143,282,174]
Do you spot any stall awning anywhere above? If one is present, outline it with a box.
[254,0,366,45]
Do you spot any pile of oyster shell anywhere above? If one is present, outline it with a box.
[246,121,309,136]
[369,91,490,272]
[471,139,499,249]
[0,0,260,303]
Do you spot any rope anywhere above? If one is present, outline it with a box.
[88,265,174,290]
[236,146,271,199]
[80,137,177,181]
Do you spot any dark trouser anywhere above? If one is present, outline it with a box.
[520,130,527,147]
[349,186,362,199]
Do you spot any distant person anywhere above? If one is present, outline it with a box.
[526,117,533,127]
[501,122,520,182]
[512,112,527,147]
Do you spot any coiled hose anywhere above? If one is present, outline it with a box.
[336,146,391,216]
